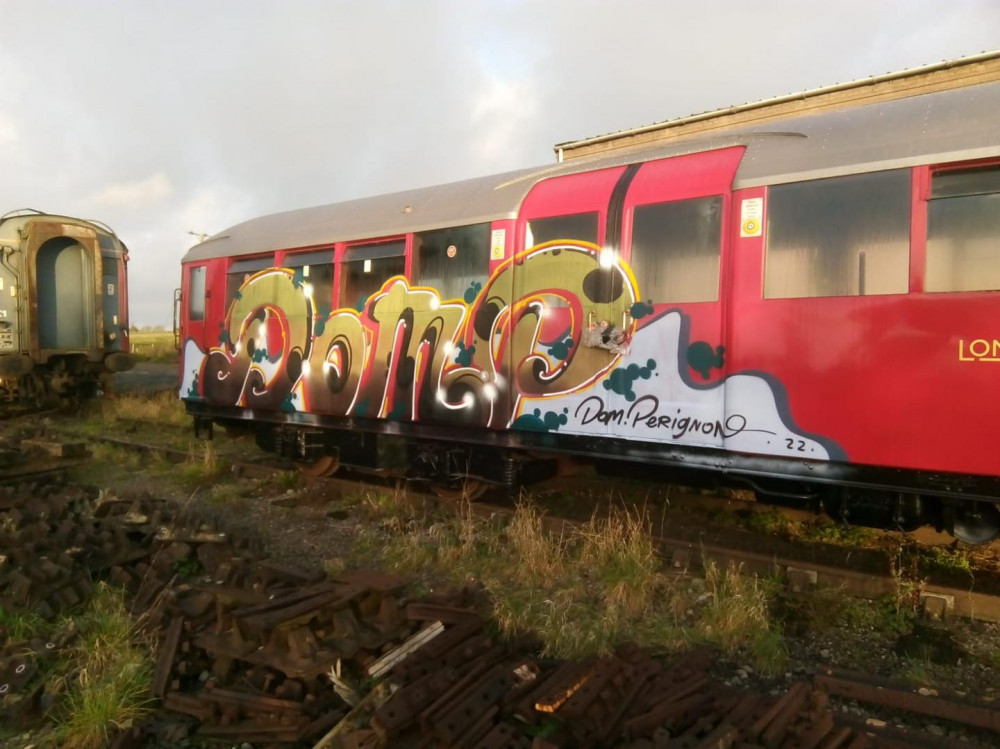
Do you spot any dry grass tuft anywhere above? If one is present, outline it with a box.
[500,501,569,586]
[578,508,659,617]
[698,560,786,673]
[176,441,219,486]
[105,391,187,426]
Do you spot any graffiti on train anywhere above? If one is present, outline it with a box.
[180,240,839,460]
[181,242,638,429]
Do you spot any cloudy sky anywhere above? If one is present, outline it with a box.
[1,0,997,325]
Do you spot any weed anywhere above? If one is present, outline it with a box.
[276,470,300,492]
[105,391,187,426]
[772,587,849,637]
[743,509,795,538]
[923,544,972,574]
[0,604,47,643]
[986,647,1000,670]
[54,584,154,749]
[578,508,659,617]
[176,442,219,486]
[89,443,143,470]
[697,560,786,674]
[889,542,922,616]
[500,501,568,586]
[898,655,934,686]
[343,492,790,666]
[360,490,407,522]
[801,519,877,547]
[208,482,242,505]
[322,557,348,577]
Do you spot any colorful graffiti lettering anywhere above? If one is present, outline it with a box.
[188,241,639,428]
[182,240,840,461]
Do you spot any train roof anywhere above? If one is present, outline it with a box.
[184,80,1000,263]
[0,210,124,248]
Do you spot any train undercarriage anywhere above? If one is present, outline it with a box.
[0,352,133,410]
[191,408,1000,546]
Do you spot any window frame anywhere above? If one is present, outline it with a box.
[915,158,1000,295]
[338,236,408,311]
[627,194,725,305]
[414,222,492,300]
[187,265,207,322]
[283,247,336,310]
[524,211,601,249]
[225,253,274,310]
[762,169,913,300]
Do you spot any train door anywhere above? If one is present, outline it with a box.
[606,147,743,447]
[182,262,209,350]
[34,235,100,351]
[511,166,629,436]
[99,236,124,352]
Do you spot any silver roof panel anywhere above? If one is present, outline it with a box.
[184,81,1000,263]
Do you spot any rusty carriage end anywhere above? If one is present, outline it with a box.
[0,212,134,406]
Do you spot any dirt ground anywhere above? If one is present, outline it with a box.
[3,399,1000,744]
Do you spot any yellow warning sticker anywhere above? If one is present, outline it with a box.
[740,198,763,238]
[490,228,506,260]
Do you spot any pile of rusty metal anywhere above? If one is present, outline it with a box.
[3,484,999,748]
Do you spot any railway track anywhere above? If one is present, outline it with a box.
[48,429,1000,625]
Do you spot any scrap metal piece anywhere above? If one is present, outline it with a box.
[152,617,183,699]
[815,669,1000,733]
[367,621,444,679]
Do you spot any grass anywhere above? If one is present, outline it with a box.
[129,328,178,364]
[0,585,154,749]
[176,442,220,487]
[103,390,188,427]
[922,544,973,574]
[0,604,47,642]
[346,498,787,672]
[55,585,155,748]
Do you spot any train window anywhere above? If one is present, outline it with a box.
[526,212,599,247]
[284,250,335,312]
[764,170,910,299]
[188,266,206,322]
[630,196,722,303]
[415,223,490,300]
[340,241,405,311]
[226,256,274,308]
[926,164,1000,292]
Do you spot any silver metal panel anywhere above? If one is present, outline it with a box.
[733,81,1000,188]
[183,81,1000,263]
[183,166,541,262]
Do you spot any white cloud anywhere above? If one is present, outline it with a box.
[0,114,18,146]
[0,0,995,326]
[90,172,173,209]
[470,74,540,171]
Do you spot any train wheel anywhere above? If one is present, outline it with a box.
[298,454,340,478]
[429,478,488,501]
[951,501,1000,545]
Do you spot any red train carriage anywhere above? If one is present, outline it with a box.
[177,81,1000,543]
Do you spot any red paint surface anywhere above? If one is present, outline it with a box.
[727,180,1000,477]
[180,150,1000,479]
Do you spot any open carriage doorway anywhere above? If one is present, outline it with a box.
[36,237,97,350]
